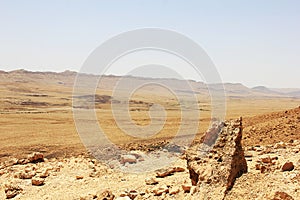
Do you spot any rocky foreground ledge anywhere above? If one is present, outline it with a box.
[0,118,299,199]
[186,118,248,199]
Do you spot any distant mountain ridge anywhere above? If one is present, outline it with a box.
[1,69,299,99]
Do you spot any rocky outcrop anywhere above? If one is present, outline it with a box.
[186,118,248,199]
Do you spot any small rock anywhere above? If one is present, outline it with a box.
[129,151,143,159]
[119,192,127,197]
[260,165,267,173]
[261,156,272,164]
[155,167,185,178]
[271,191,294,200]
[190,186,198,194]
[96,190,115,200]
[169,186,180,195]
[17,158,29,165]
[182,184,192,193]
[282,162,294,171]
[120,155,137,165]
[76,175,84,180]
[145,177,159,185]
[28,152,44,163]
[39,170,50,178]
[152,185,169,196]
[32,177,45,186]
[255,164,261,170]
[4,183,23,199]
[4,158,18,167]
[274,142,286,149]
[128,190,138,199]
[19,171,36,179]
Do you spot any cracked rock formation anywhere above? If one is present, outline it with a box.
[186,118,248,200]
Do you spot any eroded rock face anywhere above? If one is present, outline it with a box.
[186,118,248,199]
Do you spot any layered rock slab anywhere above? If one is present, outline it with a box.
[186,118,248,200]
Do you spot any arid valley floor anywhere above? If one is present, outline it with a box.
[0,70,300,199]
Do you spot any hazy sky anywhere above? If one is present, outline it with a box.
[0,0,299,88]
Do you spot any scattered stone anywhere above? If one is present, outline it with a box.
[32,177,45,186]
[4,158,18,167]
[155,167,185,178]
[28,152,44,163]
[190,186,198,194]
[260,165,267,173]
[261,156,272,164]
[182,184,192,193]
[282,162,294,171]
[19,171,36,179]
[128,190,138,199]
[17,158,29,165]
[96,190,115,200]
[4,183,23,199]
[274,142,286,149]
[120,155,137,165]
[169,186,180,195]
[39,170,50,178]
[145,177,159,185]
[152,185,169,196]
[76,175,84,180]
[164,143,184,153]
[271,191,294,200]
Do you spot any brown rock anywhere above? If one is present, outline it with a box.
[145,177,159,185]
[96,190,115,200]
[260,165,267,173]
[186,118,248,199]
[182,184,192,193]
[271,191,294,200]
[261,156,272,163]
[152,185,169,196]
[28,152,44,163]
[155,167,185,178]
[17,158,29,165]
[282,162,294,171]
[4,183,23,199]
[169,186,180,195]
[39,170,50,178]
[128,190,138,199]
[76,175,84,180]
[19,171,36,179]
[255,163,261,170]
[4,158,18,167]
[32,177,45,186]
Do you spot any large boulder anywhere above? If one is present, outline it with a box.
[186,118,248,199]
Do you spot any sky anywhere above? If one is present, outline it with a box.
[0,0,299,88]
